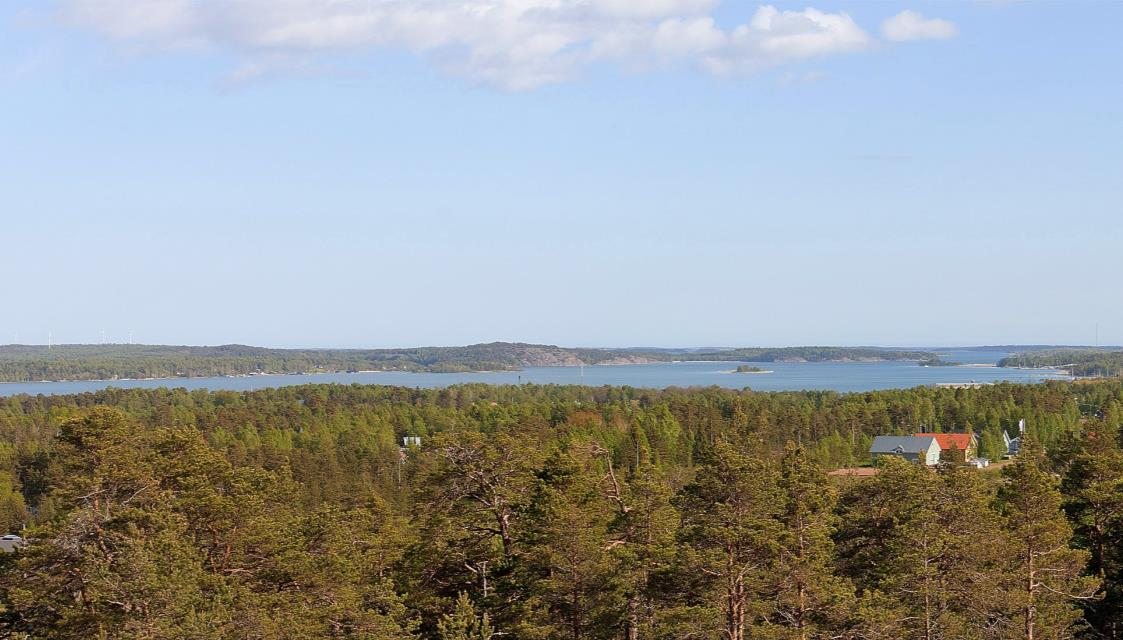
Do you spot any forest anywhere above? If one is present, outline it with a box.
[0,344,938,383]
[1000,350,1123,378]
[1,379,1121,639]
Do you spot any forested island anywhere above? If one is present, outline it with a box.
[1,379,1122,638]
[681,346,935,363]
[0,343,939,383]
[1000,348,1123,377]
[918,355,961,367]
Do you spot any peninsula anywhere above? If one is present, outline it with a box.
[998,348,1123,377]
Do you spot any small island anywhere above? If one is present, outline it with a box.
[734,365,772,374]
[918,356,960,367]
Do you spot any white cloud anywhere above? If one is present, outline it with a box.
[594,0,719,20]
[880,10,958,42]
[61,0,203,44]
[54,1,924,89]
[706,6,872,76]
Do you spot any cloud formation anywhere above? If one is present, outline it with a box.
[56,1,951,89]
[880,10,958,42]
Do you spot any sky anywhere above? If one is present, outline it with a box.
[1,1,1121,349]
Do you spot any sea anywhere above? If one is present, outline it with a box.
[0,348,1072,397]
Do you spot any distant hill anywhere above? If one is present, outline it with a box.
[0,343,645,381]
[677,346,933,363]
[998,348,1123,377]
[0,343,939,383]
[958,345,1122,352]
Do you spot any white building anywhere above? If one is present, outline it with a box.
[869,435,942,466]
[0,535,26,553]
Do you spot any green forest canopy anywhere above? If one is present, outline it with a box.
[1,379,1122,638]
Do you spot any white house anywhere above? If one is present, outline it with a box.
[869,435,942,466]
[1003,418,1026,458]
[0,535,26,553]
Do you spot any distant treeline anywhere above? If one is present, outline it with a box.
[0,343,938,382]
[918,354,960,367]
[1000,349,1123,377]
[682,346,933,363]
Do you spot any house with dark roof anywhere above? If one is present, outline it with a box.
[870,435,941,466]
[1003,418,1026,459]
[915,432,978,464]
[1003,430,1021,458]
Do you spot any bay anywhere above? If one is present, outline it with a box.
[0,348,1070,397]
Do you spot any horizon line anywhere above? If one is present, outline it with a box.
[1,342,1120,351]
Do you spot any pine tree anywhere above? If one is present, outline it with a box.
[675,441,781,640]
[763,443,853,639]
[980,427,1008,462]
[998,436,1098,640]
[928,466,1009,640]
[511,445,620,639]
[438,592,494,640]
[1062,421,1123,637]
[835,457,1007,639]
[602,458,678,640]
[407,430,541,618]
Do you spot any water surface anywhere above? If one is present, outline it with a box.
[0,348,1070,397]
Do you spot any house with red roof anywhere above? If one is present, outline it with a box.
[915,432,978,464]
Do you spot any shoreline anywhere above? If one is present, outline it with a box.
[0,359,1081,387]
[0,364,1086,399]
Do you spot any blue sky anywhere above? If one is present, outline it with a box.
[2,1,1121,349]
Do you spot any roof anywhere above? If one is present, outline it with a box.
[827,467,880,477]
[915,433,975,451]
[870,435,939,455]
